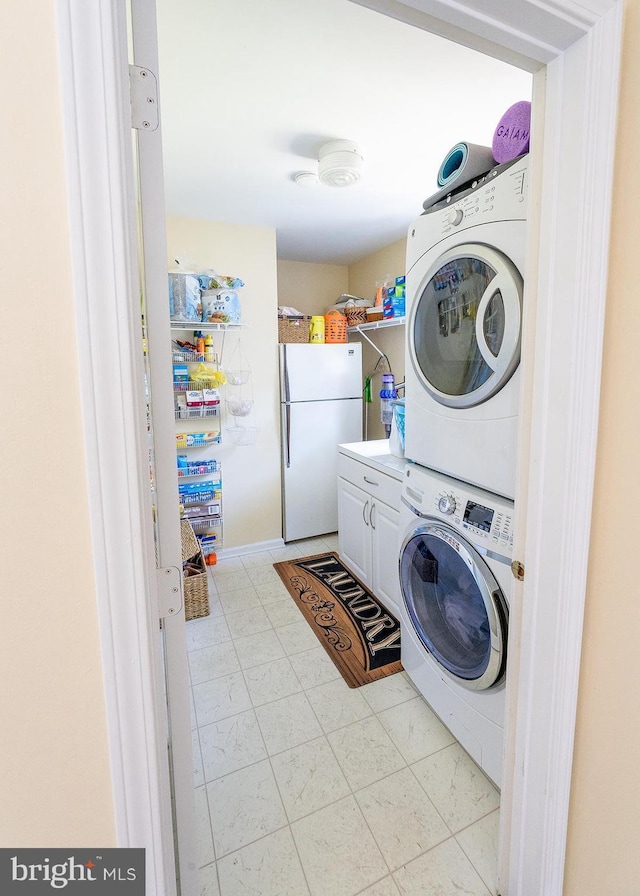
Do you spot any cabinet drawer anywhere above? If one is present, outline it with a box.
[338,453,401,509]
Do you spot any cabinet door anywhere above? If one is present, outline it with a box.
[337,477,372,589]
[371,500,401,617]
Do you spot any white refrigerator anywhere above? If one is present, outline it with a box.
[279,343,363,541]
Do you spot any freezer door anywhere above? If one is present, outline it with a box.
[280,343,362,402]
[282,397,363,541]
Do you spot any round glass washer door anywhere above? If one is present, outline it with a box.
[400,521,508,690]
[408,243,523,409]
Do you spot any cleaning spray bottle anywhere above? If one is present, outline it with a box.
[380,373,397,437]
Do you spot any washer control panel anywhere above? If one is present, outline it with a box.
[404,465,516,552]
[431,486,514,549]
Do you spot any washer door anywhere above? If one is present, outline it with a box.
[400,521,508,690]
[408,244,523,408]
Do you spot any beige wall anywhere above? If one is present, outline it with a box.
[277,259,348,316]
[0,0,115,845]
[166,217,282,548]
[564,1,640,891]
[349,239,407,439]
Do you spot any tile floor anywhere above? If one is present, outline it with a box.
[187,535,500,896]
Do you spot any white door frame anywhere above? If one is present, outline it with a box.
[54,0,623,894]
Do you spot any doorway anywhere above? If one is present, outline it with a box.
[156,3,531,889]
[56,0,623,893]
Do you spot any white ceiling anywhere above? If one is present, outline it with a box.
[156,0,532,266]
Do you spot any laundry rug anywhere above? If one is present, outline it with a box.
[273,552,402,688]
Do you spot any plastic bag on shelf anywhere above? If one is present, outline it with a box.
[202,288,242,324]
[168,272,202,322]
[189,363,226,388]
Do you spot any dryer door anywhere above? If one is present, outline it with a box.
[399,521,508,690]
[408,244,523,408]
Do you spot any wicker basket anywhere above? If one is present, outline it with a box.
[180,519,210,621]
[278,316,311,343]
[344,302,368,327]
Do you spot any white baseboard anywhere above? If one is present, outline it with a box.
[216,538,286,559]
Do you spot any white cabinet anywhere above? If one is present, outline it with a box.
[337,477,372,586]
[371,499,401,615]
[337,451,402,617]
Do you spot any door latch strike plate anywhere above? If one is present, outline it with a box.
[511,560,525,581]
[156,566,183,618]
[129,64,159,131]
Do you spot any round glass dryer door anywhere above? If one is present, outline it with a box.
[409,244,523,408]
[400,522,508,690]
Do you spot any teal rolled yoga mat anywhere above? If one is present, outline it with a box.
[437,141,495,189]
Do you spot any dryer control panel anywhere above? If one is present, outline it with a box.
[407,155,529,268]
[435,160,528,239]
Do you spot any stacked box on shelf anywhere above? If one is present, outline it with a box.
[178,464,223,555]
[177,458,219,478]
[176,431,220,448]
[172,329,224,554]
[179,480,219,504]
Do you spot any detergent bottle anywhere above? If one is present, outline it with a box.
[309,316,326,343]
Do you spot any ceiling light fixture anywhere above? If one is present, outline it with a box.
[318,139,363,188]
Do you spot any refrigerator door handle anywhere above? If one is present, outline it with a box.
[285,403,292,468]
[283,345,291,403]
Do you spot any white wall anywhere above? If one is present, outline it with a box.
[0,0,115,846]
[166,216,282,549]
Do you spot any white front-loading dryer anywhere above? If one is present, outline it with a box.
[398,462,514,788]
[405,155,528,499]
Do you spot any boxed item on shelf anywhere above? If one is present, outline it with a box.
[202,388,220,407]
[177,458,219,477]
[176,431,220,448]
[198,533,221,555]
[181,501,221,519]
[190,517,223,536]
[383,287,395,319]
[173,363,189,382]
[179,480,218,504]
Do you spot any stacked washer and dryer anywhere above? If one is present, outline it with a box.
[399,154,528,788]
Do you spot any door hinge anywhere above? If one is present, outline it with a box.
[156,566,183,618]
[129,64,159,131]
[511,560,525,582]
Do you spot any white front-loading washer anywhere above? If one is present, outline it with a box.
[398,461,514,788]
[405,155,528,499]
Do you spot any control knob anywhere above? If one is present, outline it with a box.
[438,494,456,515]
[447,208,463,226]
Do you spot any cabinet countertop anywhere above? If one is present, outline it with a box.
[338,440,407,482]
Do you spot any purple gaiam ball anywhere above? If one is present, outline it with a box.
[492,101,531,163]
